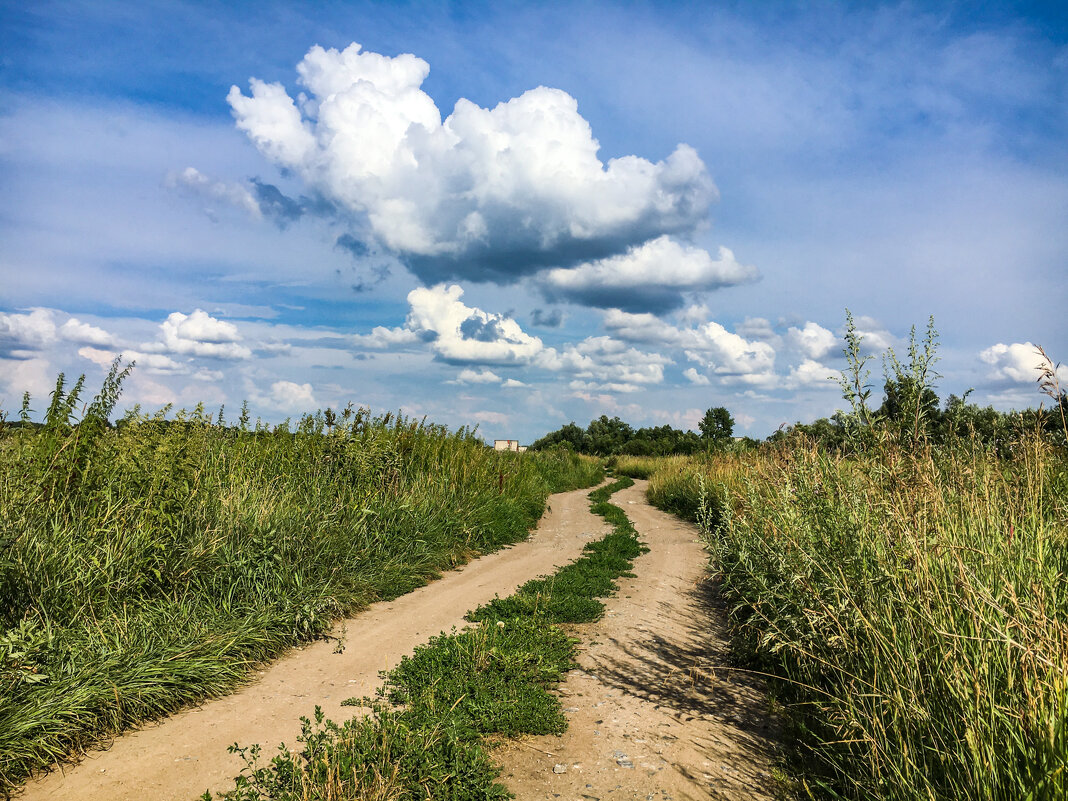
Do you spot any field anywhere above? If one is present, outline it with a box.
[617,435,1068,800]
[0,370,602,793]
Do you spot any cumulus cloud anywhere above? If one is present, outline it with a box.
[355,284,547,365]
[603,309,774,377]
[0,309,56,358]
[60,318,116,347]
[166,167,262,219]
[980,342,1067,384]
[683,367,710,385]
[267,380,317,411]
[77,346,118,367]
[227,43,716,286]
[787,321,837,360]
[540,236,757,312]
[150,310,252,360]
[452,368,503,384]
[555,336,671,392]
[119,350,190,375]
[786,359,839,388]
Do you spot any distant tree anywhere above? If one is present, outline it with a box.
[699,407,735,447]
[529,421,589,452]
[585,415,634,456]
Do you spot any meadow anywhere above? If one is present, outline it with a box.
[616,429,1068,800]
[0,365,602,794]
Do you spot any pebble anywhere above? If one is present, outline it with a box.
[553,764,567,774]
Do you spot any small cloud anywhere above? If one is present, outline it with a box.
[501,378,526,388]
[61,317,117,347]
[0,309,56,358]
[148,310,252,360]
[353,284,548,366]
[166,167,261,219]
[119,350,189,375]
[268,380,317,411]
[787,322,837,360]
[530,308,565,328]
[683,367,710,385]
[980,342,1067,384]
[77,346,118,367]
[452,368,502,384]
[786,359,839,388]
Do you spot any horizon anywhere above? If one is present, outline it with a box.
[3,1,1067,443]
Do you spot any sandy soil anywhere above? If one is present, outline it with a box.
[18,485,611,801]
[494,480,782,801]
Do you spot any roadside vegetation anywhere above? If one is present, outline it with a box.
[616,318,1068,800]
[204,477,644,800]
[0,365,602,794]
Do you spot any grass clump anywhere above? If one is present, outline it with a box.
[637,438,1068,801]
[207,476,645,800]
[0,367,602,793]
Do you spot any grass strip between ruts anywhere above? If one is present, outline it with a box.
[204,476,645,801]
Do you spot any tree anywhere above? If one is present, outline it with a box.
[699,407,734,447]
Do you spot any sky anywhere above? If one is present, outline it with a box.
[2,0,1067,442]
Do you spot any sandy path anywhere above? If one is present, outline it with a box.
[18,485,611,801]
[496,480,781,800]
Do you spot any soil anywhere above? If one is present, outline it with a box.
[495,481,782,800]
[18,480,781,801]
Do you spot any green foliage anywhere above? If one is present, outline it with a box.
[698,406,735,445]
[530,415,717,457]
[206,473,644,800]
[642,440,1068,800]
[0,370,600,794]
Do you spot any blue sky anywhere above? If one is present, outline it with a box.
[2,1,1066,442]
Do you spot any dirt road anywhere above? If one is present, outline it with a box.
[19,485,611,801]
[20,480,780,801]
[496,480,781,800]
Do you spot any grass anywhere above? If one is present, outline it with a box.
[0,370,603,794]
[204,476,645,800]
[634,436,1068,800]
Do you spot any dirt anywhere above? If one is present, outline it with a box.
[18,480,781,801]
[18,485,611,801]
[494,481,782,801]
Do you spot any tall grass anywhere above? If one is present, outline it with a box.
[0,369,602,793]
[640,439,1068,799]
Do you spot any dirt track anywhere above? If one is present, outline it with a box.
[19,480,779,801]
[496,481,781,800]
[19,485,611,801]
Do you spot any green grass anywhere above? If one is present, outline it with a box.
[205,476,645,800]
[0,370,603,794]
[636,439,1068,801]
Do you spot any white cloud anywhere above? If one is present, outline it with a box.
[453,368,502,384]
[120,349,190,375]
[557,336,671,389]
[786,359,839,388]
[77,346,118,367]
[604,308,774,382]
[980,342,1067,384]
[227,43,716,285]
[0,309,56,357]
[151,310,252,360]
[787,321,837,360]
[268,380,317,411]
[357,284,548,366]
[61,318,117,347]
[541,236,757,312]
[165,167,262,219]
[501,378,526,388]
[471,410,510,426]
[848,316,895,353]
[683,367,710,385]
[736,316,779,342]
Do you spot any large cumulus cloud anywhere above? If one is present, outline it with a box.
[227,43,717,286]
